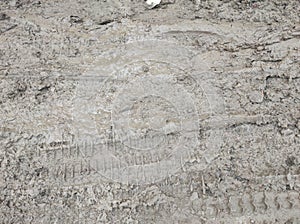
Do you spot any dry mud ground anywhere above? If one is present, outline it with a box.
[0,0,300,223]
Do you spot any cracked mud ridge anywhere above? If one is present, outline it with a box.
[0,0,300,223]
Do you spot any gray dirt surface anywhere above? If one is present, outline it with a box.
[0,0,300,223]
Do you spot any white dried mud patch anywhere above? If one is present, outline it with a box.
[0,0,300,223]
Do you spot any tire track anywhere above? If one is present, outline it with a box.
[201,190,300,221]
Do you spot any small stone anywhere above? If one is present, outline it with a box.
[190,192,198,201]
[9,0,16,7]
[257,46,264,51]
[280,129,293,136]
[146,0,161,9]
[248,91,264,103]
[296,120,300,130]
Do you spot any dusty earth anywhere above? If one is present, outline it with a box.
[0,0,300,223]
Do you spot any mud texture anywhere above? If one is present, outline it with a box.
[0,0,300,223]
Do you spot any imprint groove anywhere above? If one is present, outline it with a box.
[71,40,224,185]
